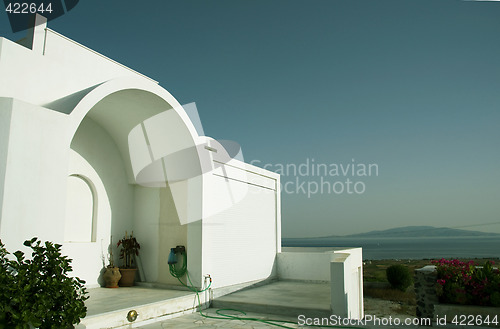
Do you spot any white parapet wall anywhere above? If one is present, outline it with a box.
[278,247,343,281]
[330,248,364,320]
[277,247,364,319]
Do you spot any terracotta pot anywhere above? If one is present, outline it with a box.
[118,268,137,287]
[103,267,121,288]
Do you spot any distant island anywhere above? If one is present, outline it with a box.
[284,225,500,240]
[282,226,500,260]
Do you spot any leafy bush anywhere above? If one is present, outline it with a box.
[0,238,88,328]
[433,258,500,306]
[386,264,413,291]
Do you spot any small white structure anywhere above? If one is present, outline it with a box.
[278,247,364,320]
[0,16,363,320]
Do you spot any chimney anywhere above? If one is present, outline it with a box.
[23,14,48,54]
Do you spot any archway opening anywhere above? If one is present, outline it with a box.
[65,88,201,286]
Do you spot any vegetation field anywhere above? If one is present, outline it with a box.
[363,258,500,283]
[362,258,500,317]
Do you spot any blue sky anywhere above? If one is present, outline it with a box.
[1,0,499,237]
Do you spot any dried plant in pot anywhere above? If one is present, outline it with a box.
[103,236,121,288]
[117,231,140,287]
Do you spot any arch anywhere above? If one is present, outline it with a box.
[63,77,205,185]
[66,77,200,146]
[60,77,210,285]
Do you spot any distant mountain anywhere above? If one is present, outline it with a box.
[345,226,500,238]
[287,226,500,240]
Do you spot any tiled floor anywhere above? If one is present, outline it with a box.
[212,281,331,318]
[83,282,331,328]
[85,283,494,329]
[86,286,194,316]
[82,283,471,329]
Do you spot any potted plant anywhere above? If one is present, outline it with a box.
[103,236,121,288]
[117,231,140,287]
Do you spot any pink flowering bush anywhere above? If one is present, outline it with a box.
[432,259,500,307]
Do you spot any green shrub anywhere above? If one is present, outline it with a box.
[386,264,413,291]
[0,238,88,328]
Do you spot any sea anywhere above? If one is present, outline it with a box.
[281,236,500,260]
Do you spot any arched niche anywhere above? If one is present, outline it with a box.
[64,174,96,242]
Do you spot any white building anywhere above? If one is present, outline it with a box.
[0,15,363,321]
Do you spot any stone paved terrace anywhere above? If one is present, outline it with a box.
[212,281,331,318]
[80,282,495,329]
[80,282,332,328]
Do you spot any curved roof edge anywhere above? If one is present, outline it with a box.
[61,76,200,142]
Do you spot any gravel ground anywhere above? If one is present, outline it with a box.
[364,297,417,321]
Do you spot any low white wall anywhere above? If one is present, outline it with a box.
[277,247,342,281]
[331,248,364,319]
[277,247,364,319]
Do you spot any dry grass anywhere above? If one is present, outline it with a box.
[363,259,424,315]
[364,287,417,316]
[363,259,433,283]
[364,287,416,305]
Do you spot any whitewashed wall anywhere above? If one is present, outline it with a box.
[0,27,153,109]
[0,99,68,252]
[64,116,135,286]
[62,150,112,288]
[0,98,13,233]
[331,248,364,319]
[132,186,161,283]
[277,247,364,319]
[201,161,280,288]
[278,247,337,281]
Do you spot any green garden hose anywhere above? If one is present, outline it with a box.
[169,251,187,279]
